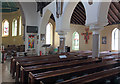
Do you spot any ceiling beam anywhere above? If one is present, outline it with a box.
[108,20,112,25]
[110,3,120,20]
[77,4,86,16]
[74,9,85,22]
[72,14,84,25]
[73,13,85,24]
[76,6,86,20]
[71,17,78,24]
[112,2,120,12]
[109,8,119,21]
[108,13,116,23]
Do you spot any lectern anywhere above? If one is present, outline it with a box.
[42,44,51,55]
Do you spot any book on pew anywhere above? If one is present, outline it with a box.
[59,55,67,59]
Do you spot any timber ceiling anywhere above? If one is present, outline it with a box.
[2,1,119,26]
[70,2,86,25]
[0,2,19,13]
[37,1,120,26]
[108,2,120,25]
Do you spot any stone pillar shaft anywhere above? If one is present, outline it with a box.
[58,31,67,53]
[59,37,65,53]
[92,34,100,58]
[90,25,103,58]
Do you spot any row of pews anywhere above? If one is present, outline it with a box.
[10,51,120,84]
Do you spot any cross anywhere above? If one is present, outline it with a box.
[81,28,92,44]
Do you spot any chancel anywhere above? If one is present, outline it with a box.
[0,0,120,84]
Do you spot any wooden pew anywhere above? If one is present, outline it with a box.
[11,52,89,77]
[20,54,119,83]
[10,53,68,74]
[57,66,120,84]
[18,54,118,83]
[28,60,120,84]
[11,55,47,77]
[15,54,89,82]
[20,58,101,83]
[11,54,82,77]
[11,50,114,77]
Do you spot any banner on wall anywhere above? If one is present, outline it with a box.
[28,35,35,48]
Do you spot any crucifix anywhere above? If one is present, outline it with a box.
[81,28,92,44]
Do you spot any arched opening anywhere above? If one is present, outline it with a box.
[72,32,79,50]
[112,28,120,50]
[46,22,53,45]
[2,19,9,37]
[12,19,17,36]
[61,1,86,30]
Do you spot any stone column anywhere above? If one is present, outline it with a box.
[58,31,66,53]
[90,26,103,58]
[92,31,100,58]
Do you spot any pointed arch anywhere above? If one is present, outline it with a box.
[72,31,79,50]
[12,18,17,36]
[112,28,120,50]
[2,19,9,37]
[46,22,53,45]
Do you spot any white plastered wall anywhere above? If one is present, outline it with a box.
[19,2,41,54]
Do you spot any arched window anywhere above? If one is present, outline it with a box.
[12,19,17,36]
[112,28,120,50]
[72,32,79,50]
[46,23,53,45]
[2,20,9,36]
[19,16,22,35]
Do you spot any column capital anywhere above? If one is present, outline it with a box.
[89,25,104,34]
[57,31,67,38]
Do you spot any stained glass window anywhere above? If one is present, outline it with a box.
[12,19,17,36]
[112,28,120,50]
[72,32,79,50]
[2,20,9,36]
[19,16,22,35]
[28,35,35,48]
[46,23,53,45]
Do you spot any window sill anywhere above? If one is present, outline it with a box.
[2,36,9,38]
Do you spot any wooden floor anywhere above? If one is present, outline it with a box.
[0,59,15,84]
